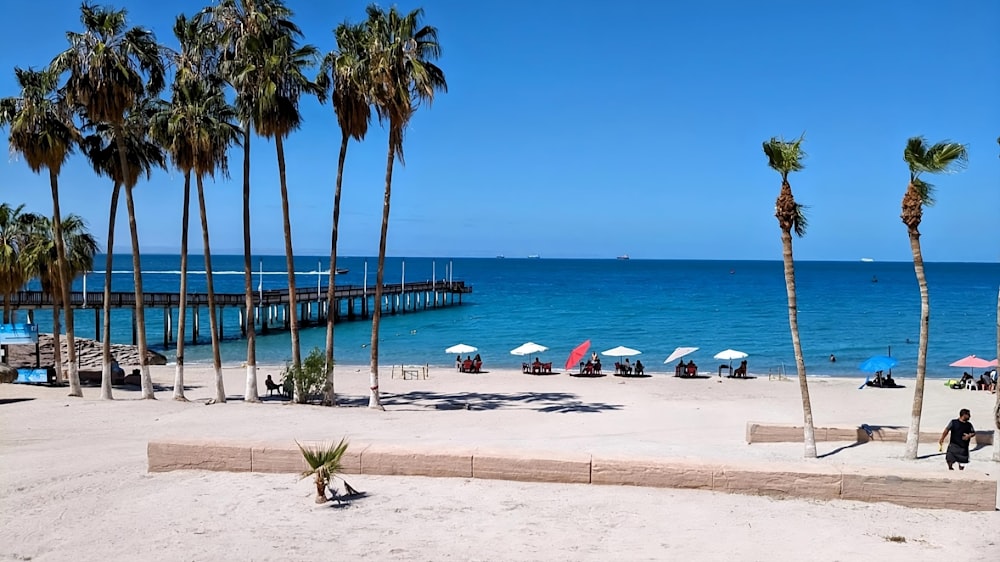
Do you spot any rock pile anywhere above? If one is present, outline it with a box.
[3,333,167,370]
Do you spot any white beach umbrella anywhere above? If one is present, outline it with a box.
[664,346,699,364]
[510,342,549,356]
[714,348,748,369]
[601,346,642,357]
[445,343,478,355]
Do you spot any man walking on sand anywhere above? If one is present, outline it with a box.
[939,409,975,470]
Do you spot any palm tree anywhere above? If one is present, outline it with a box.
[247,33,319,400]
[21,213,98,391]
[0,203,31,324]
[0,67,82,394]
[172,79,240,404]
[994,137,999,462]
[81,97,165,400]
[202,0,303,403]
[315,22,372,406]
[763,135,817,458]
[364,5,447,409]
[899,136,968,459]
[296,439,350,504]
[53,2,165,400]
[152,14,227,402]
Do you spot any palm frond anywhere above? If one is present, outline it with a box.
[792,203,808,237]
[762,135,806,179]
[911,177,936,207]
[296,438,349,478]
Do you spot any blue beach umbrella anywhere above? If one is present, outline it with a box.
[858,355,898,373]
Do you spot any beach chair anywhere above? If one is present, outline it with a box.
[474,360,482,373]
[462,359,473,373]
[522,362,530,373]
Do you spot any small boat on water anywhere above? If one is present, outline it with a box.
[496,255,505,259]
[617,254,630,260]
[527,254,540,259]
[861,258,874,263]
[336,268,349,275]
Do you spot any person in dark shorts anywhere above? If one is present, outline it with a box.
[938,409,975,470]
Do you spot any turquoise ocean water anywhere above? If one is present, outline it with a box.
[21,255,1000,378]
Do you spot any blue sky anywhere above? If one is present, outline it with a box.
[1,1,997,261]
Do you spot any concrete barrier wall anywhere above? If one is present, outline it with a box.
[746,422,995,446]
[147,440,999,512]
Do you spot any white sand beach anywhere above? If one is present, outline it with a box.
[2,364,998,561]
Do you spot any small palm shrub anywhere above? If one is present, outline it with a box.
[282,347,330,404]
[297,438,349,504]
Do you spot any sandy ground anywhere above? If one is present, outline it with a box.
[1,363,998,561]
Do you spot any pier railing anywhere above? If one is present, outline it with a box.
[7,280,471,309]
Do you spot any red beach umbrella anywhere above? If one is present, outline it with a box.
[564,340,591,370]
[949,354,993,376]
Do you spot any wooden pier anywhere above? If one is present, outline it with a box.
[5,280,471,346]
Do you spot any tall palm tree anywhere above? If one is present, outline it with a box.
[763,135,817,458]
[0,67,82,394]
[994,137,999,462]
[899,136,968,459]
[315,22,372,406]
[81,97,165,400]
[21,213,98,390]
[0,203,31,324]
[152,14,226,402]
[364,5,447,409]
[53,2,165,400]
[165,78,240,404]
[202,0,303,402]
[247,33,319,400]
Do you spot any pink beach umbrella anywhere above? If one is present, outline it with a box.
[949,354,993,376]
[564,340,591,370]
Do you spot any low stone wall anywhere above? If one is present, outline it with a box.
[147,440,999,512]
[745,422,995,446]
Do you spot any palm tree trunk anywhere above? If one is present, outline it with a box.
[992,286,999,462]
[196,175,225,403]
[323,132,350,407]
[369,139,395,411]
[123,183,153,399]
[275,135,301,398]
[781,228,817,458]
[174,172,191,402]
[100,182,121,400]
[903,229,930,459]
[52,300,62,382]
[3,293,10,324]
[241,128,259,403]
[50,169,79,396]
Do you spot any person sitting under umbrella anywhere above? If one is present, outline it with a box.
[532,357,543,374]
[675,360,686,377]
[593,357,602,374]
[634,360,644,375]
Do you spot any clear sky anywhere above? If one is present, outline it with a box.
[1,0,997,262]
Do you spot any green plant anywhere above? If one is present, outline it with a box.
[297,438,349,504]
[282,347,330,403]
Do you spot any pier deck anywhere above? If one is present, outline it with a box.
[5,280,471,346]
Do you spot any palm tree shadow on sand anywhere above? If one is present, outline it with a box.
[330,391,623,413]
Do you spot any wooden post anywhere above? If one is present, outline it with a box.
[193,306,200,344]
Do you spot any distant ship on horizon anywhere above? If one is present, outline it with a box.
[617,254,630,260]
[527,254,540,259]
[861,258,874,262]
